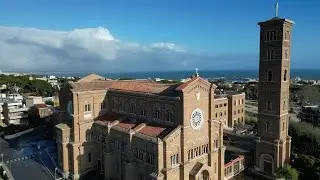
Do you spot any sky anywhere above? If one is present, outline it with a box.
[0,0,319,73]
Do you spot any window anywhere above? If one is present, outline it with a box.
[100,102,105,110]
[267,71,273,82]
[224,103,227,106]
[265,122,271,132]
[146,152,154,165]
[241,99,244,104]
[84,103,91,112]
[284,69,287,81]
[241,109,244,113]
[166,109,173,122]
[238,109,240,114]
[238,100,240,105]
[154,107,160,119]
[282,121,286,132]
[112,100,116,110]
[86,132,91,142]
[234,111,236,115]
[219,104,222,107]
[130,103,136,114]
[284,50,289,59]
[283,101,286,110]
[265,30,278,41]
[140,106,146,117]
[241,117,244,122]
[224,111,226,115]
[215,105,219,108]
[88,153,91,162]
[285,30,290,40]
[170,154,179,166]
[215,113,218,118]
[234,100,236,105]
[220,112,223,116]
[266,50,276,60]
[136,149,144,160]
[215,162,217,174]
[266,101,272,111]
[119,101,124,112]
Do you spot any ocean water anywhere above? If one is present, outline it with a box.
[50,69,320,80]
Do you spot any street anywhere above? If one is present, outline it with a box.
[0,126,61,180]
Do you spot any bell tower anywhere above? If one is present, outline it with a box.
[255,2,294,177]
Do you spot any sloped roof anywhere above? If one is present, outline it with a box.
[77,73,106,83]
[94,112,176,139]
[175,76,212,91]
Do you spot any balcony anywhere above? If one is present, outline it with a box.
[9,107,29,113]
[9,113,28,120]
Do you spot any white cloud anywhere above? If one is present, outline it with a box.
[0,26,257,73]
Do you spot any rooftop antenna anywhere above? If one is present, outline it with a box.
[196,68,199,77]
[275,1,279,17]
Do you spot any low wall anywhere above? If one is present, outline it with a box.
[0,163,14,180]
[4,128,34,139]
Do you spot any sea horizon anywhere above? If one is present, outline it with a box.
[16,69,320,80]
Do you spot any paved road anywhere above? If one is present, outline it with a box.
[0,127,62,180]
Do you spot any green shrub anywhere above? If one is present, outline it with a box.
[276,164,299,180]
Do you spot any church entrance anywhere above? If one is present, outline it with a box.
[263,161,272,174]
[259,154,274,175]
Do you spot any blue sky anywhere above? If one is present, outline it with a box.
[0,0,319,72]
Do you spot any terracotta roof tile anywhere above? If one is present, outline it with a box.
[139,125,167,138]
[93,112,177,139]
[70,78,180,96]
[175,77,199,91]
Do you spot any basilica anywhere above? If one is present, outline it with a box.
[55,8,294,180]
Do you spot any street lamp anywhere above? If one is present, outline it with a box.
[54,167,57,180]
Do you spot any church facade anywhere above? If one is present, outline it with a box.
[56,75,227,180]
[55,7,293,180]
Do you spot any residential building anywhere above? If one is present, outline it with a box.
[29,103,53,119]
[228,93,245,127]
[25,96,43,108]
[213,95,228,127]
[2,100,28,125]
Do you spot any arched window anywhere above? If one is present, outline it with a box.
[112,100,116,110]
[215,113,218,118]
[166,109,173,122]
[283,101,286,110]
[84,102,91,112]
[265,122,271,132]
[266,100,272,111]
[140,106,146,117]
[267,71,273,82]
[130,103,136,114]
[220,112,223,116]
[284,69,287,81]
[153,107,161,119]
[119,101,124,112]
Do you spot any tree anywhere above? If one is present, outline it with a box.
[276,164,299,180]
[297,86,320,105]
[45,100,54,106]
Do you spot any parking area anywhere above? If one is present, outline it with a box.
[0,126,62,180]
